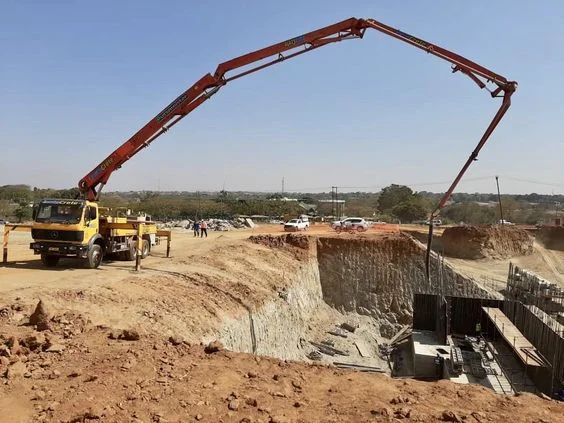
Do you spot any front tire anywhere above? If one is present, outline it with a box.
[87,244,103,269]
[41,254,59,267]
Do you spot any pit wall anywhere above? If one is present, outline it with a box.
[217,259,328,360]
[217,235,494,356]
[316,235,495,338]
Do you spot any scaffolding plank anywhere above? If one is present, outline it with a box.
[482,307,543,367]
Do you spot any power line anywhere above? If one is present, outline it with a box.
[194,175,563,194]
[501,176,564,188]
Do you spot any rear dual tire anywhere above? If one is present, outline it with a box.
[126,239,149,261]
[141,239,150,258]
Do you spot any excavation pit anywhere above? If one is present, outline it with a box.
[0,230,498,372]
[215,233,495,368]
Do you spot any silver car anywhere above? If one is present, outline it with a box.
[332,217,369,232]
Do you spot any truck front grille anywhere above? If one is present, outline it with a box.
[31,229,84,242]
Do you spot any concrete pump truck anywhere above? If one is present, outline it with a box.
[28,17,516,269]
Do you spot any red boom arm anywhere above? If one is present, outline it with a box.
[78,17,516,203]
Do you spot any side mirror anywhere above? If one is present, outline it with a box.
[32,205,38,220]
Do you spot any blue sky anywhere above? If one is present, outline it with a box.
[1,0,562,194]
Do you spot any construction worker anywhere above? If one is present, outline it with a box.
[193,220,200,237]
[200,220,208,238]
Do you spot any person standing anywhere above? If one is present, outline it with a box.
[200,220,208,238]
[193,220,200,237]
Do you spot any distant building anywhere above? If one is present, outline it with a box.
[298,202,318,215]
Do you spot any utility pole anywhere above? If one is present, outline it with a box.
[282,176,285,195]
[331,186,334,218]
[335,186,339,219]
[495,176,504,225]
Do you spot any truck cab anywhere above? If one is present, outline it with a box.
[30,199,103,268]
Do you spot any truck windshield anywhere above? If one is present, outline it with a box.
[35,201,84,224]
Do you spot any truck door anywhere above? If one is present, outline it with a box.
[83,205,99,244]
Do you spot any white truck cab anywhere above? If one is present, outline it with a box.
[299,215,310,228]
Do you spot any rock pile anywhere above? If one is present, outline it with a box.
[159,218,254,231]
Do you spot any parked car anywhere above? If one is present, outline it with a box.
[0,219,8,226]
[425,219,443,226]
[332,217,369,232]
[498,219,514,225]
[284,219,307,232]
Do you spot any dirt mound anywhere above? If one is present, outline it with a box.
[29,299,51,331]
[442,225,533,260]
[249,234,311,251]
[536,225,564,251]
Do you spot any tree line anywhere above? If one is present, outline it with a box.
[0,184,561,224]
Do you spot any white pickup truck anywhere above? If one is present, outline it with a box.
[284,219,307,232]
[299,215,310,228]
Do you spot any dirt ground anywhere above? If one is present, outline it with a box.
[1,223,563,422]
[403,225,564,290]
[1,321,562,423]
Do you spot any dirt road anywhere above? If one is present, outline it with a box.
[0,223,398,294]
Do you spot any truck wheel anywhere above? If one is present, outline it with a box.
[41,254,59,267]
[126,241,137,261]
[141,239,150,258]
[87,245,103,269]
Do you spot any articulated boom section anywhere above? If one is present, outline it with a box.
[78,17,516,205]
